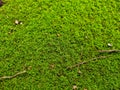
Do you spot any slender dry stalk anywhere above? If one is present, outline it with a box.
[97,50,120,53]
[67,55,110,69]
[0,70,27,80]
[67,49,120,69]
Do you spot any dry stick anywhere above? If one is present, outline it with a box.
[97,50,120,53]
[67,50,120,69]
[67,55,111,69]
[0,70,27,80]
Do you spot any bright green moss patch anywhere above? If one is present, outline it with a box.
[0,0,120,89]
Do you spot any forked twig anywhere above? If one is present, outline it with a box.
[67,55,111,69]
[0,70,27,80]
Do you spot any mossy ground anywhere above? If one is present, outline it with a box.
[0,0,120,89]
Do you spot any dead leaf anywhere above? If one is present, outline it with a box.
[73,85,77,90]
[78,70,82,74]
[15,20,19,24]
[15,20,23,25]
[49,64,55,69]
[57,34,61,37]
[107,43,112,47]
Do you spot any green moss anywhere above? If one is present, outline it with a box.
[0,0,120,89]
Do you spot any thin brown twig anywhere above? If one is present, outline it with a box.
[67,55,111,70]
[97,50,120,53]
[67,50,120,69]
[0,70,27,80]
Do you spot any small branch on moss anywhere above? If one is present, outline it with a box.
[0,70,27,80]
[67,55,110,70]
[97,50,120,53]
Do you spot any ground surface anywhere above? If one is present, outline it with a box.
[0,0,120,89]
